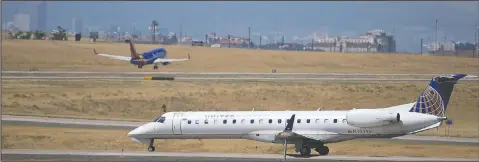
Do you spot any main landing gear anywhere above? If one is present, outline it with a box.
[137,65,143,68]
[153,64,159,70]
[315,146,329,156]
[298,145,329,156]
[299,146,311,156]
[148,139,155,152]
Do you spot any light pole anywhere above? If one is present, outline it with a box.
[434,19,438,55]
[248,27,251,48]
[420,38,423,55]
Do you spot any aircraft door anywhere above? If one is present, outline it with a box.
[172,113,184,135]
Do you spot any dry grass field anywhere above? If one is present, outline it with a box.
[2,125,478,158]
[2,40,479,157]
[2,80,478,138]
[2,39,479,73]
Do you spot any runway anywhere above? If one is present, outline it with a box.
[3,75,479,82]
[3,115,478,146]
[2,149,478,162]
[5,70,473,76]
[3,70,478,82]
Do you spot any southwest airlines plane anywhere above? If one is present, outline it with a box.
[94,40,190,69]
[127,74,468,159]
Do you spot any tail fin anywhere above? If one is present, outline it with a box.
[129,40,139,59]
[409,74,467,117]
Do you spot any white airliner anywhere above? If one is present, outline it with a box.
[127,74,468,159]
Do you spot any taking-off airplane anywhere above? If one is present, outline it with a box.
[94,40,190,69]
[127,74,469,159]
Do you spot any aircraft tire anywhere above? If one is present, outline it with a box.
[317,146,329,155]
[153,65,158,69]
[148,146,155,152]
[299,147,311,156]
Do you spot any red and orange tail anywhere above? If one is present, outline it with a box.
[129,40,139,59]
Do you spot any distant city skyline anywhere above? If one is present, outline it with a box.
[2,1,478,52]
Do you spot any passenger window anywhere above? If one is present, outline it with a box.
[269,119,272,124]
[334,119,337,123]
[188,120,192,124]
[342,119,347,123]
[223,120,227,124]
[195,120,199,124]
[250,119,255,124]
[297,119,301,123]
[307,119,310,123]
[278,119,282,124]
[315,119,319,123]
[324,119,329,123]
[233,119,237,124]
[259,119,263,124]
[241,119,245,124]
[204,120,209,124]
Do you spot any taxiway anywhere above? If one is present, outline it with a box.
[2,149,478,162]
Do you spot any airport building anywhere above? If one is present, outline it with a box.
[425,42,476,57]
[208,34,252,48]
[312,29,396,53]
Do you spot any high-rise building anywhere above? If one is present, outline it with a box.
[14,13,31,31]
[72,18,83,34]
[37,1,47,31]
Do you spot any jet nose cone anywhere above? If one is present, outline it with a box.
[127,126,147,138]
[127,123,156,138]
[127,129,139,137]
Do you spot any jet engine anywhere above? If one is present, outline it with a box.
[346,109,400,128]
[161,62,170,66]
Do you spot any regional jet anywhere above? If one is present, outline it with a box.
[94,40,190,69]
[127,74,468,159]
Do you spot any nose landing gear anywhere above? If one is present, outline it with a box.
[147,139,155,152]
[148,146,155,152]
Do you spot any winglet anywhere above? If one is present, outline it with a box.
[284,114,295,132]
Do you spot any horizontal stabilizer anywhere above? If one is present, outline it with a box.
[408,121,442,134]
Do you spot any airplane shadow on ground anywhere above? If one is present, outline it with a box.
[286,154,322,158]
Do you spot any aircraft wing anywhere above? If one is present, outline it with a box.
[94,49,131,61]
[293,131,339,141]
[153,53,191,63]
[275,114,338,142]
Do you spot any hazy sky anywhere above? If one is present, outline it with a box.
[2,1,478,52]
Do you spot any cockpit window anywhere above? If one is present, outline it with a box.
[152,117,161,122]
[153,116,166,123]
